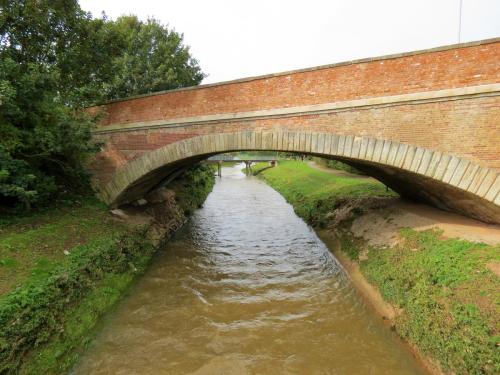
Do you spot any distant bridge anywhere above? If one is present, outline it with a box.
[206,155,279,176]
[88,39,500,223]
[206,154,279,162]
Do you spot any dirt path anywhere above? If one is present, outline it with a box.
[351,199,500,246]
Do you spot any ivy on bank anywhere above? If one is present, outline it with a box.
[0,229,154,374]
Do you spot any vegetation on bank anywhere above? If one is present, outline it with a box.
[312,157,364,175]
[0,164,215,374]
[171,164,217,216]
[362,230,499,374]
[1,1,204,211]
[1,229,154,374]
[258,160,500,375]
[0,198,127,297]
[254,160,395,227]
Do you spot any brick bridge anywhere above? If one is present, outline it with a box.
[89,39,500,224]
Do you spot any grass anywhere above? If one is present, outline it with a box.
[0,197,128,296]
[255,160,396,226]
[257,160,499,374]
[0,231,156,374]
[17,256,150,375]
[362,229,500,374]
[312,156,364,175]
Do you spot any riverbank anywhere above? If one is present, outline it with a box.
[256,160,500,375]
[0,164,215,374]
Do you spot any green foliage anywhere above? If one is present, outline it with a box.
[0,1,124,107]
[361,229,500,374]
[0,147,44,209]
[256,161,395,227]
[276,152,308,160]
[0,2,204,211]
[170,164,216,215]
[0,1,108,210]
[103,16,204,100]
[18,273,134,374]
[0,229,155,374]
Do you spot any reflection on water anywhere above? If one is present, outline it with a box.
[73,164,424,375]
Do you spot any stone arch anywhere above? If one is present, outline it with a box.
[98,131,500,224]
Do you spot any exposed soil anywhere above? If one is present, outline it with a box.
[110,188,188,245]
[306,163,473,241]
[350,199,500,247]
[486,261,500,276]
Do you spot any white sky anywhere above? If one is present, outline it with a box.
[80,0,500,84]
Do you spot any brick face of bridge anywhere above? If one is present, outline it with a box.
[89,39,500,224]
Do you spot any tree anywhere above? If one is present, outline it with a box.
[103,16,204,100]
[0,2,205,211]
[0,0,104,210]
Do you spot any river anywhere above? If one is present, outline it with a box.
[72,164,425,375]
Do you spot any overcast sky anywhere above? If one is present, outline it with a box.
[80,0,500,84]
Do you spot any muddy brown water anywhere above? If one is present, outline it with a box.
[72,165,425,375]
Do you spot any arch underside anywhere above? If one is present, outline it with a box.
[98,131,500,224]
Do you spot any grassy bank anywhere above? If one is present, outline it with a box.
[312,156,363,175]
[258,161,499,375]
[0,164,215,374]
[0,198,128,297]
[253,160,396,226]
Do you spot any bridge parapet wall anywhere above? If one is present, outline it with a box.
[94,39,499,126]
